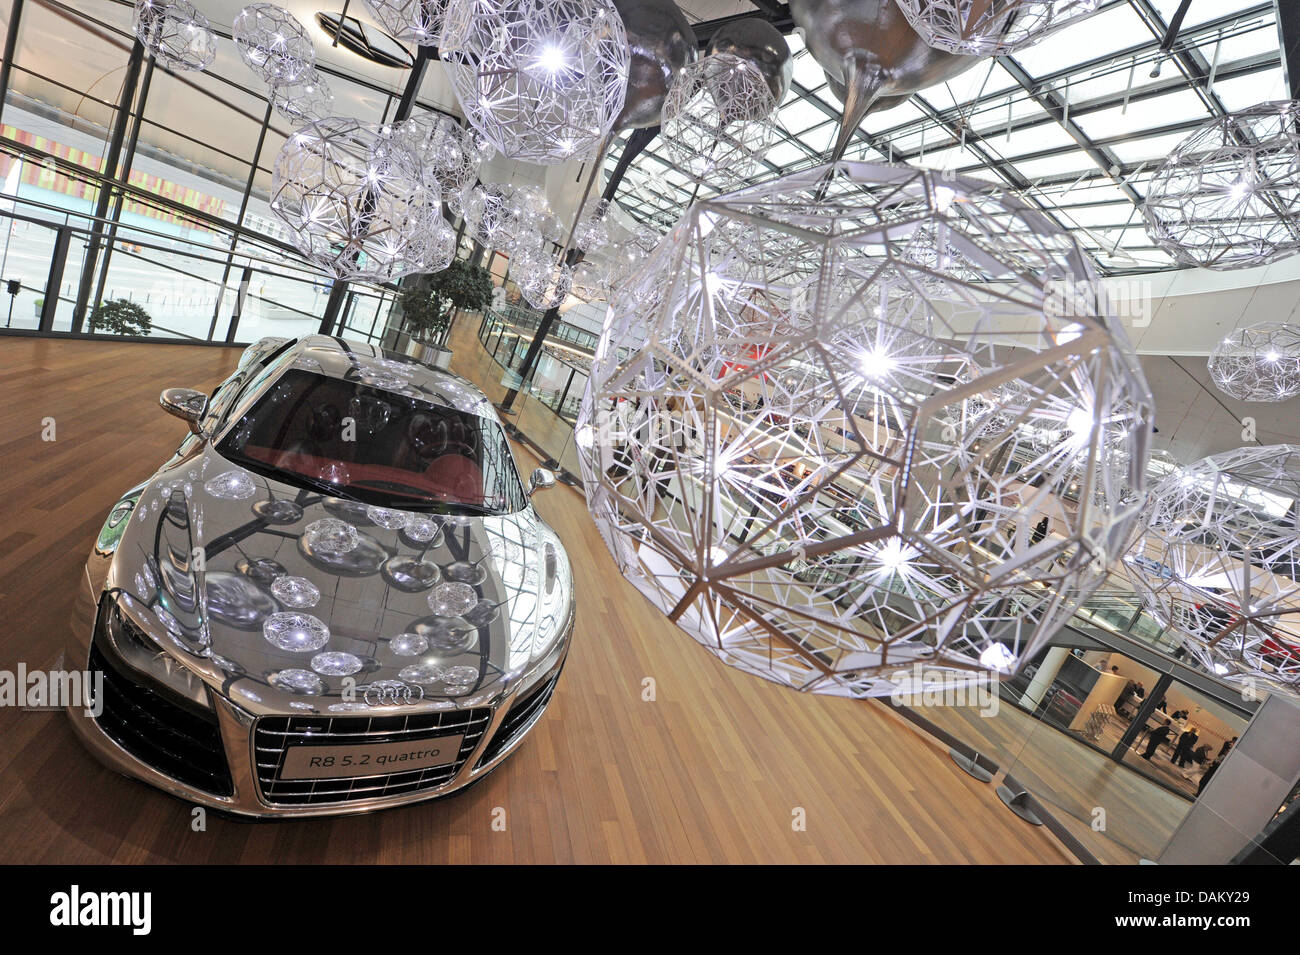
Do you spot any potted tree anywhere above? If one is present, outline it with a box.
[396,259,493,369]
[89,298,153,335]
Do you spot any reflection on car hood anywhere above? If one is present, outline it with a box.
[104,447,557,715]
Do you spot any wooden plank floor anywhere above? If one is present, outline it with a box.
[0,334,1084,863]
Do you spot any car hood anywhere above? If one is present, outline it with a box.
[104,447,568,715]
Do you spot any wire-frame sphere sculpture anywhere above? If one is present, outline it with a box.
[1208,322,1300,403]
[659,52,779,191]
[1142,100,1300,271]
[575,161,1154,697]
[233,4,316,85]
[270,118,447,282]
[269,68,334,126]
[1126,445,1300,694]
[893,0,1102,56]
[360,0,448,46]
[133,0,217,72]
[392,111,479,198]
[438,0,630,165]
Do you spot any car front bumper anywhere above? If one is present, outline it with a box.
[65,572,572,819]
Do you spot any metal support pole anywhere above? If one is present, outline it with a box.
[91,55,156,319]
[319,280,348,335]
[72,38,144,332]
[394,45,433,122]
[497,125,657,413]
[216,97,275,342]
[38,225,70,331]
[1278,0,1300,99]
[0,0,25,129]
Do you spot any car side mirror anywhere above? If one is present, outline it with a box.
[159,388,208,435]
[529,468,556,496]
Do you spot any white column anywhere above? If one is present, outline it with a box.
[1020,646,1071,710]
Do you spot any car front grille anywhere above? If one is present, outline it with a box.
[476,674,558,768]
[253,709,492,807]
[89,638,234,797]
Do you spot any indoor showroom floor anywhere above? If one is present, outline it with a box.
[1,333,1125,864]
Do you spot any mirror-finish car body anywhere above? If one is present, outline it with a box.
[66,336,574,817]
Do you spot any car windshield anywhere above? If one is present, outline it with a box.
[216,368,527,515]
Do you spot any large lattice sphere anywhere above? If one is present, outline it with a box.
[576,161,1154,696]
[360,0,448,45]
[1207,322,1300,403]
[1127,446,1300,694]
[133,0,217,72]
[233,4,316,84]
[439,0,630,165]
[894,0,1102,56]
[1143,101,1300,271]
[270,118,445,282]
[659,53,779,190]
[269,68,334,126]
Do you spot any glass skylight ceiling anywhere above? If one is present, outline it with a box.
[607,0,1287,275]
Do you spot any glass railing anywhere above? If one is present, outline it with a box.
[0,148,396,347]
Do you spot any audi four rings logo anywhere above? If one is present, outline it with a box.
[362,681,424,706]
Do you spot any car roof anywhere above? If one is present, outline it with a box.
[267,335,499,421]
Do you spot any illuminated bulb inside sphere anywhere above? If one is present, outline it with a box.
[860,348,896,380]
[979,643,1018,672]
[1066,404,1096,446]
[1229,178,1251,201]
[873,537,915,573]
[1266,350,1280,362]
[538,44,567,72]
[934,185,956,213]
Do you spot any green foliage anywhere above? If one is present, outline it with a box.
[400,259,494,344]
[89,298,153,335]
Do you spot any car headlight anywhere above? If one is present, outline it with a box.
[98,595,211,710]
[94,497,138,557]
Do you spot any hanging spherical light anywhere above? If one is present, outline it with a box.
[1143,101,1300,271]
[270,118,448,282]
[233,4,316,85]
[893,0,1103,56]
[360,0,448,46]
[438,0,630,164]
[269,68,334,127]
[1126,445,1300,693]
[1207,322,1300,403]
[133,0,217,72]
[576,161,1153,697]
[610,0,698,131]
[572,198,612,253]
[392,111,479,198]
[704,17,792,108]
[658,53,779,191]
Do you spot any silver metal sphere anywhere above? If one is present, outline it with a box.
[611,0,698,131]
[1208,322,1300,403]
[788,0,977,162]
[439,0,630,165]
[894,0,1103,56]
[576,160,1153,697]
[1142,101,1300,271]
[233,4,316,85]
[270,118,449,282]
[133,0,217,72]
[704,17,792,108]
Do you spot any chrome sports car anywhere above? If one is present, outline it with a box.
[66,335,574,817]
